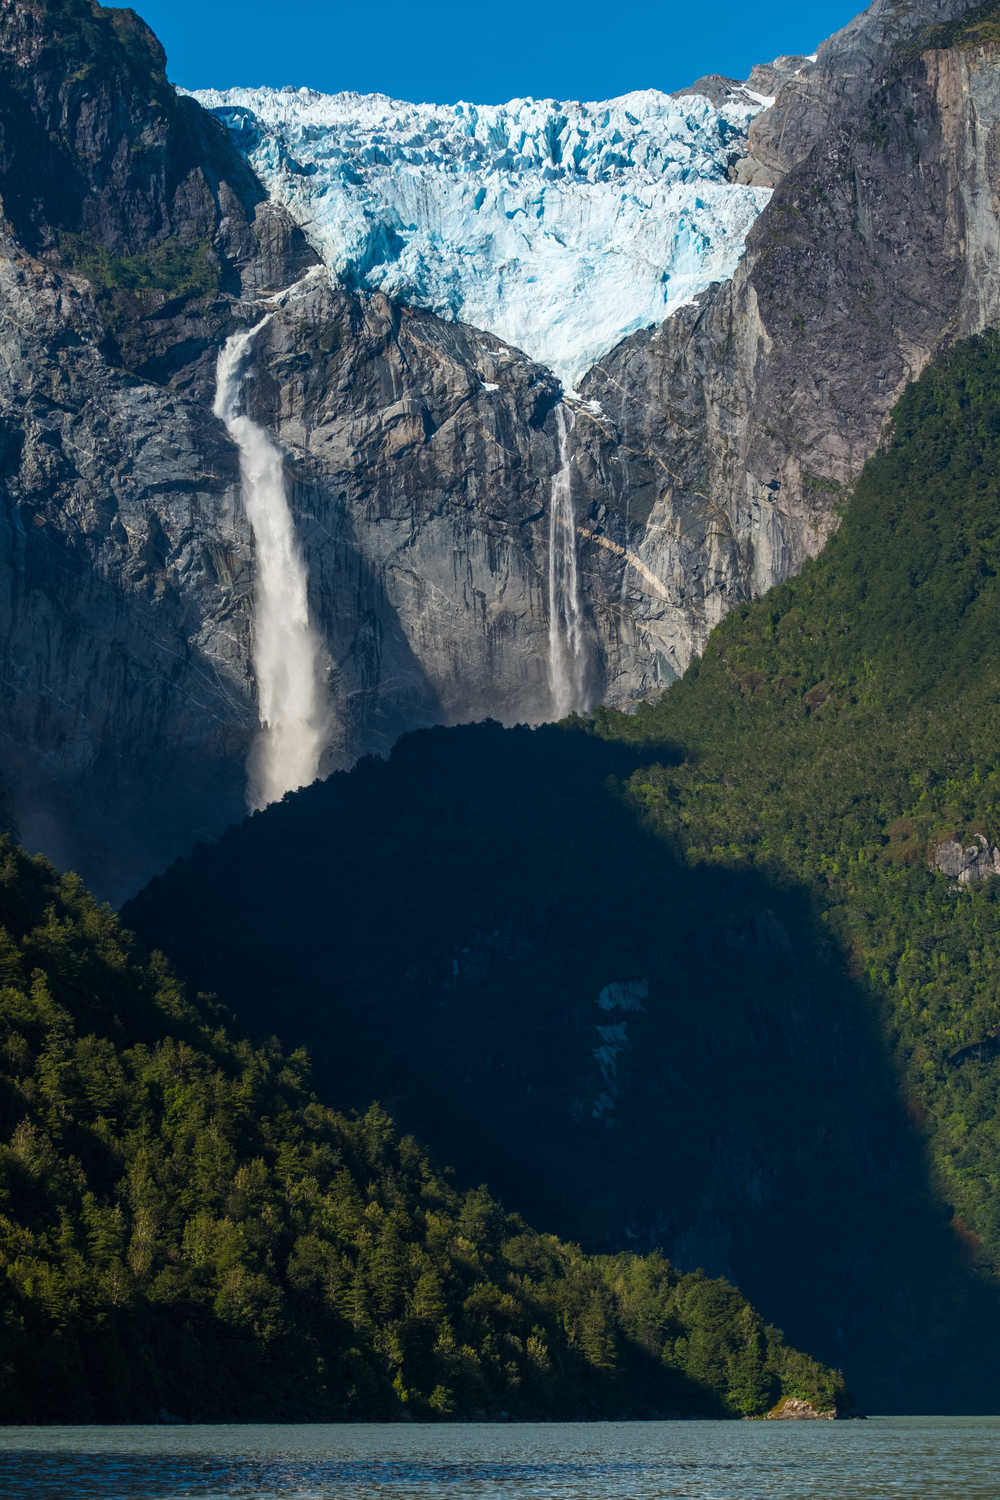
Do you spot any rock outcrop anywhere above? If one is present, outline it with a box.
[232,276,564,761]
[747,0,974,181]
[933,834,1000,883]
[0,213,567,896]
[765,1396,839,1420]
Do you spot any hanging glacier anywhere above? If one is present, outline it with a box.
[190,84,773,387]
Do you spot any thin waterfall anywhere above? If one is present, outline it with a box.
[214,318,327,810]
[547,403,588,718]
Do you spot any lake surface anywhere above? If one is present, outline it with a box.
[0,1417,996,1498]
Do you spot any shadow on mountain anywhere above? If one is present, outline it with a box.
[290,468,452,770]
[0,414,455,906]
[0,501,254,904]
[127,717,1000,1414]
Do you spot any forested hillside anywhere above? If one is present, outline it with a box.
[0,841,846,1422]
[129,333,1000,1413]
[600,330,1000,1274]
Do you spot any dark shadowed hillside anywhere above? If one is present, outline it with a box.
[0,841,848,1422]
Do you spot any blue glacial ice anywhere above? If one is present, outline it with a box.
[192,84,773,388]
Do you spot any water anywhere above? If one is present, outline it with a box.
[214,320,327,810]
[547,403,588,718]
[1,1418,997,1498]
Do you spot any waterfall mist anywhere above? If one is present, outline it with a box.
[547,403,588,718]
[214,319,327,810]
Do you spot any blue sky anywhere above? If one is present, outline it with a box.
[134,0,861,103]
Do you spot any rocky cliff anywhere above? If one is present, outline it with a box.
[0,0,317,895]
[230,275,567,754]
[0,0,644,898]
[933,833,1000,882]
[570,0,1000,683]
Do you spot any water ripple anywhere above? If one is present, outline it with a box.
[0,1417,997,1499]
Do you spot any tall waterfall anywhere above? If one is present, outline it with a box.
[214,319,326,810]
[547,403,588,718]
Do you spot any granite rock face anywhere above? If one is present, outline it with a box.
[933,834,1000,884]
[0,224,567,897]
[746,0,975,181]
[0,0,575,898]
[0,240,252,893]
[0,0,319,895]
[570,2,1000,687]
[233,275,564,765]
[765,1396,839,1420]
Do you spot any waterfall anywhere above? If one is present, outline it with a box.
[214,318,327,810]
[547,403,588,718]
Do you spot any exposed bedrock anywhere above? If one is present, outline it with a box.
[0,0,320,895]
[747,0,976,182]
[572,12,1000,686]
[232,278,565,760]
[0,236,576,897]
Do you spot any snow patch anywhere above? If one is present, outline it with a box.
[734,86,776,108]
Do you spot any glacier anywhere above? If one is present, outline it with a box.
[191,84,773,387]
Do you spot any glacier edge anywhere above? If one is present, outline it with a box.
[190,83,772,386]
